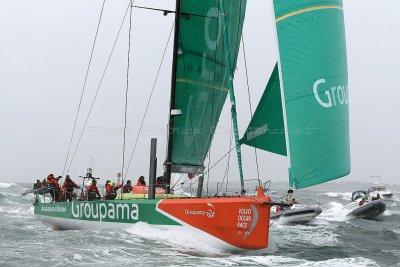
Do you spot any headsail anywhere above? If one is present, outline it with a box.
[170,0,247,174]
[241,64,286,156]
[242,0,350,188]
[272,0,350,188]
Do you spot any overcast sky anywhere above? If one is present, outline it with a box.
[0,0,399,186]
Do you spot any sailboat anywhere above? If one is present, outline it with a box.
[33,0,351,252]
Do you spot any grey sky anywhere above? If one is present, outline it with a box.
[0,0,399,186]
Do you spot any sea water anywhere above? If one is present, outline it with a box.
[0,182,399,266]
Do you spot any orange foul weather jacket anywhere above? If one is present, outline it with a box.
[87,184,101,197]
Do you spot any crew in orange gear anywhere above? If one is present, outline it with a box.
[136,176,146,186]
[47,174,60,202]
[87,179,101,200]
[62,175,80,202]
[105,180,122,200]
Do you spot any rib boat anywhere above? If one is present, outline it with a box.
[346,190,386,220]
[271,204,322,224]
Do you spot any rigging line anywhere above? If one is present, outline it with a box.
[232,0,244,73]
[66,3,131,174]
[205,145,237,176]
[131,5,216,19]
[206,0,219,197]
[217,119,233,194]
[124,21,175,178]
[241,33,261,182]
[171,173,184,189]
[121,1,133,183]
[225,126,233,194]
[206,151,210,196]
[180,144,236,191]
[61,0,106,177]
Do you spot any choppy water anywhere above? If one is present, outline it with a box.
[0,182,399,266]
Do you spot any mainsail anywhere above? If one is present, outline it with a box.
[242,0,350,189]
[169,0,247,174]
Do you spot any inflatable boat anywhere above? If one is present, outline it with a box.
[347,191,386,219]
[271,204,322,224]
[347,200,386,219]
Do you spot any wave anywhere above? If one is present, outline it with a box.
[318,202,351,222]
[125,222,276,255]
[323,192,353,201]
[210,256,377,267]
[271,223,340,247]
[1,206,34,216]
[0,183,17,189]
[125,222,227,255]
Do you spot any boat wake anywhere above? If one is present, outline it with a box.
[125,222,223,255]
[125,222,277,255]
[317,202,351,222]
[210,255,377,267]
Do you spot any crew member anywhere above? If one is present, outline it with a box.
[283,189,295,205]
[33,179,42,190]
[155,176,164,188]
[47,174,60,202]
[136,176,146,186]
[359,196,368,206]
[62,175,80,202]
[87,179,101,200]
[122,180,133,193]
[105,180,122,200]
[372,193,381,201]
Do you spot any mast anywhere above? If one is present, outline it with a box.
[219,2,245,194]
[165,0,181,194]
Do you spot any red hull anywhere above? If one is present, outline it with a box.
[157,187,272,250]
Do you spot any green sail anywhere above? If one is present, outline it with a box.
[241,64,286,156]
[171,0,247,174]
[273,0,350,188]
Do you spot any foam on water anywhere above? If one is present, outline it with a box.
[318,202,351,222]
[0,182,17,189]
[391,194,400,202]
[272,223,340,247]
[210,255,377,267]
[73,254,83,261]
[305,257,378,267]
[125,222,227,255]
[323,192,352,201]
[4,206,34,215]
[125,222,277,256]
